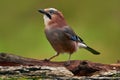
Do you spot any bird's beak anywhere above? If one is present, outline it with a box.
[38,9,52,19]
[38,9,46,14]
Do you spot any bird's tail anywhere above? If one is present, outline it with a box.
[85,46,100,55]
[78,42,100,55]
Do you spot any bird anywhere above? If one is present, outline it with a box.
[38,8,100,65]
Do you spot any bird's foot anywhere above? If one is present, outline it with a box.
[44,58,50,62]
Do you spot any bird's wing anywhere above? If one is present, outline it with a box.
[63,27,83,42]
[63,27,100,54]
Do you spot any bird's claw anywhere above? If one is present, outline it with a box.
[44,58,50,62]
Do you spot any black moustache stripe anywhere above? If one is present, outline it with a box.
[45,13,51,19]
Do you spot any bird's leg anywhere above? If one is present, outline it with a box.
[44,52,59,61]
[65,54,71,66]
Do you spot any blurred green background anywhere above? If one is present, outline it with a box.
[0,0,120,64]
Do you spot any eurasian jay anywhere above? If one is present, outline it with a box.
[38,8,100,64]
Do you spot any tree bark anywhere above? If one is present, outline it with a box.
[0,53,120,79]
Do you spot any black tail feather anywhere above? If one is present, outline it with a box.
[85,46,100,55]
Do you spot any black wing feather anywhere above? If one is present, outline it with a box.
[63,27,83,42]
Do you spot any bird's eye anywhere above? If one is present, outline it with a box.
[49,10,55,14]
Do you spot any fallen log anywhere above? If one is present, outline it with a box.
[0,53,119,79]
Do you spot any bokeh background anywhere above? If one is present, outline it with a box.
[0,0,120,64]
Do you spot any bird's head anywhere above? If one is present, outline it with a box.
[38,8,67,28]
